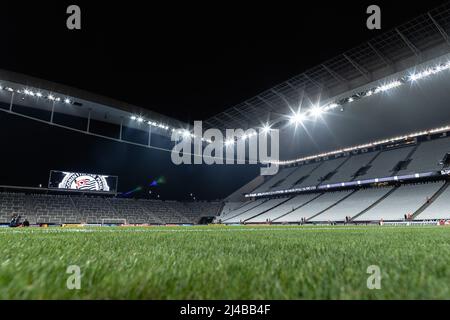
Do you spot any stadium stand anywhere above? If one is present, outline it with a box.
[2,130,450,226]
[356,146,415,180]
[251,167,296,193]
[179,201,223,223]
[219,198,267,221]
[414,183,450,220]
[275,190,353,222]
[247,193,321,223]
[108,198,165,224]
[320,152,376,185]
[310,187,393,222]
[295,157,348,188]
[354,182,445,221]
[220,202,244,215]
[270,162,321,191]
[397,136,450,174]
[0,192,221,225]
[223,197,288,223]
[222,132,450,225]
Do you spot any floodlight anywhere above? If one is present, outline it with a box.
[289,112,305,125]
[182,130,191,138]
[262,124,272,133]
[310,106,323,117]
[225,139,234,147]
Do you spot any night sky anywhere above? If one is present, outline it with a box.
[0,1,448,200]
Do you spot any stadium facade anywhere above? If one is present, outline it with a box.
[2,3,450,225]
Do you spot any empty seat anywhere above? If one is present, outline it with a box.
[397,137,450,174]
[276,191,352,222]
[357,146,414,180]
[295,157,347,188]
[271,162,321,191]
[355,182,444,221]
[224,198,288,223]
[415,184,450,219]
[251,167,296,193]
[310,187,393,222]
[247,193,320,222]
[322,152,376,185]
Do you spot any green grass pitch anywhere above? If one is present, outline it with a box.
[0,224,450,299]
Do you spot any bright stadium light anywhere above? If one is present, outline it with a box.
[289,112,305,125]
[36,92,42,97]
[225,139,234,147]
[137,117,144,123]
[64,98,71,104]
[376,81,402,92]
[310,106,323,118]
[182,130,191,138]
[130,115,137,120]
[48,94,55,100]
[324,103,339,111]
[262,124,271,134]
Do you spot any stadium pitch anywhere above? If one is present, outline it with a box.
[1,225,450,299]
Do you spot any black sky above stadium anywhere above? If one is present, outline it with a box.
[1,1,447,123]
[1,1,450,200]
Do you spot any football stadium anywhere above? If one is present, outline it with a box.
[2,2,450,303]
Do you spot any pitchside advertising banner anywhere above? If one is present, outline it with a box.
[48,170,118,193]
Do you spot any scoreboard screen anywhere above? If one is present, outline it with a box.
[49,170,118,193]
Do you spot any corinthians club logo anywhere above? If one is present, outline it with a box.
[59,172,110,192]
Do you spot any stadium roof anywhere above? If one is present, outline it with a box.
[204,2,450,131]
[0,69,189,139]
[2,2,450,152]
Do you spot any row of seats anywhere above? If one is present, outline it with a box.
[0,193,222,225]
[223,198,287,223]
[253,135,450,194]
[221,181,448,223]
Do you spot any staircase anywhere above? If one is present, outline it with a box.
[413,182,449,219]
[222,199,270,222]
[391,144,419,176]
[272,193,323,222]
[306,190,357,222]
[350,186,398,221]
[243,196,295,222]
